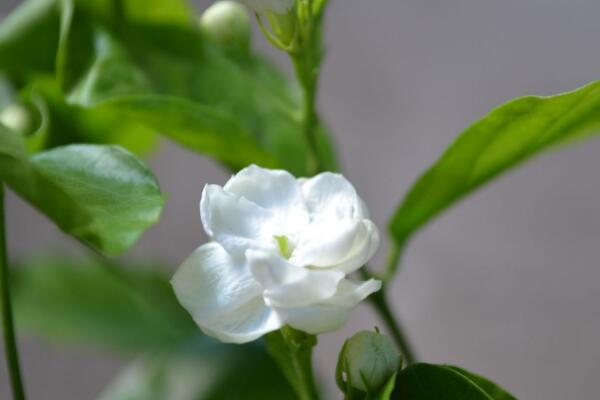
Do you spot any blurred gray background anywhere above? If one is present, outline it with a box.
[2,0,600,398]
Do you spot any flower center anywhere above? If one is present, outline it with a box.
[274,235,293,260]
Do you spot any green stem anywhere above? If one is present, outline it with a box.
[381,243,402,282]
[292,54,322,175]
[0,185,26,400]
[266,328,320,400]
[369,288,417,365]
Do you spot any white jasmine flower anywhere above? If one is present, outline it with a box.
[172,165,381,344]
[237,0,294,14]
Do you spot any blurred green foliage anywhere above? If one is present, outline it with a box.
[12,257,296,399]
[0,0,338,175]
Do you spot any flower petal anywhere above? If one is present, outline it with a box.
[329,220,380,273]
[224,165,309,236]
[278,304,352,335]
[290,220,379,273]
[172,242,260,318]
[290,219,363,267]
[247,250,345,308]
[278,279,382,334]
[301,172,369,221]
[322,278,382,307]
[172,243,281,343]
[200,184,277,255]
[199,297,282,344]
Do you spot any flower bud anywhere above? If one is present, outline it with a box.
[337,330,401,394]
[199,1,251,55]
[0,104,32,136]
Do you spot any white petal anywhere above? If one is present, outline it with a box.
[322,279,382,307]
[224,165,309,236]
[171,243,281,343]
[172,243,260,319]
[199,297,282,344]
[278,279,382,334]
[279,305,352,335]
[290,220,379,273]
[200,184,277,255]
[247,250,345,308]
[329,220,380,273]
[290,220,363,267]
[301,172,369,221]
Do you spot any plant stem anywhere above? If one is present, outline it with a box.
[369,288,417,365]
[292,54,322,175]
[381,243,402,282]
[291,0,324,176]
[265,328,320,400]
[0,185,26,400]
[289,345,319,400]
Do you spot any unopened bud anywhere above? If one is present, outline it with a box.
[337,330,401,394]
[199,1,251,55]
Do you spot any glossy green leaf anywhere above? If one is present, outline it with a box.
[390,81,600,271]
[0,126,164,255]
[446,367,517,400]
[12,258,197,352]
[394,363,516,400]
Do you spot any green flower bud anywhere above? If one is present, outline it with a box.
[336,330,401,394]
[199,1,251,55]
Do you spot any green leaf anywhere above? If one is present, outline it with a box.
[12,258,197,352]
[96,95,280,170]
[0,0,60,80]
[394,363,516,400]
[446,367,517,400]
[390,81,600,270]
[113,0,193,26]
[24,79,159,155]
[65,29,153,105]
[70,0,193,27]
[0,126,164,255]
